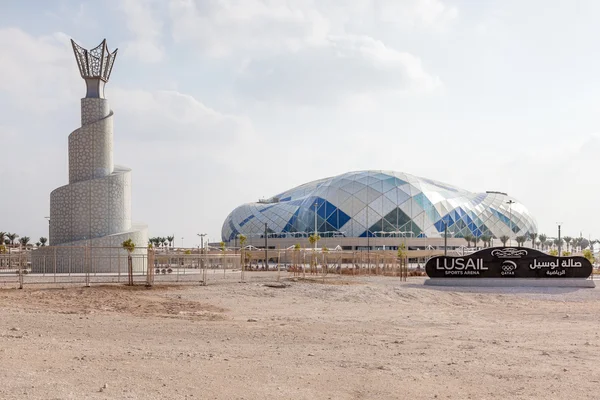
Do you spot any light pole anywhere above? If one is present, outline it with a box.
[264,223,268,270]
[314,201,318,251]
[506,200,515,246]
[444,221,448,257]
[181,237,184,248]
[557,223,562,256]
[197,234,206,254]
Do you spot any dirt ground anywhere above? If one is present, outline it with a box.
[1,273,600,399]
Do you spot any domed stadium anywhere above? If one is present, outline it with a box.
[222,170,537,250]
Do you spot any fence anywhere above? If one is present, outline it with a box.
[0,247,242,288]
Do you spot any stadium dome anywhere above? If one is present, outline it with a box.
[221,170,537,242]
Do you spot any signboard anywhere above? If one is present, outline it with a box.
[425,247,592,279]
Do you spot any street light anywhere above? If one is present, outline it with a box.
[197,233,207,254]
[556,223,562,256]
[506,200,515,247]
[314,201,318,251]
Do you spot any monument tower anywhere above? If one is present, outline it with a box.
[34,39,147,272]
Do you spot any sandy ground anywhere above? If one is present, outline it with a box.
[1,273,600,399]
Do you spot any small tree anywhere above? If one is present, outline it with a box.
[499,235,509,246]
[583,248,595,264]
[239,234,247,276]
[480,234,491,248]
[19,236,31,248]
[397,243,408,280]
[529,233,538,249]
[39,237,47,247]
[463,234,474,247]
[549,248,558,256]
[563,236,572,253]
[122,238,135,286]
[553,238,563,250]
[539,234,547,250]
[308,234,320,273]
[7,233,18,246]
[293,243,301,275]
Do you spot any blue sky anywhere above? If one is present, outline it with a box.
[1,0,600,245]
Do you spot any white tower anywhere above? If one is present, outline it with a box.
[34,39,147,273]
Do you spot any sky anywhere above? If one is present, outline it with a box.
[1,0,600,246]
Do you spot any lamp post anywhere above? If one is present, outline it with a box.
[557,223,562,256]
[264,223,268,270]
[506,200,515,246]
[197,234,206,254]
[444,221,448,257]
[314,201,318,251]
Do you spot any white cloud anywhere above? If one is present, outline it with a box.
[168,0,443,104]
[376,0,458,28]
[234,34,440,104]
[0,28,79,112]
[110,88,256,157]
[118,0,165,63]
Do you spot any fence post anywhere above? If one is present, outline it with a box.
[146,248,153,287]
[85,246,90,287]
[18,250,23,289]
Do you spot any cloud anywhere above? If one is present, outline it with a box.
[375,0,458,28]
[168,0,445,105]
[234,34,441,104]
[0,28,79,112]
[118,0,165,63]
[109,88,256,159]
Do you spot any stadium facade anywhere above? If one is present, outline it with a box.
[222,170,537,250]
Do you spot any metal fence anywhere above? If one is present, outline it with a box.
[0,247,242,288]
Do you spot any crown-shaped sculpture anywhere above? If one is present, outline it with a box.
[71,39,118,99]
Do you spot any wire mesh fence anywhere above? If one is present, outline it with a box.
[0,247,243,288]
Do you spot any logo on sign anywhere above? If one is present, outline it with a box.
[501,260,518,275]
[491,248,528,258]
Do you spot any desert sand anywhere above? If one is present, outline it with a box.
[1,273,600,399]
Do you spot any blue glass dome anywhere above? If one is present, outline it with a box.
[222,170,537,241]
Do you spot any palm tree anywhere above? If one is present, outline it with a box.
[39,237,48,247]
[539,234,547,250]
[122,238,136,286]
[529,233,537,249]
[35,242,41,247]
[480,234,491,248]
[472,235,480,249]
[167,235,175,248]
[499,235,509,246]
[18,236,30,247]
[308,233,321,248]
[580,238,590,250]
[553,238,563,250]
[515,235,526,247]
[7,233,18,246]
[563,236,572,253]
[463,234,474,247]
[0,232,6,246]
